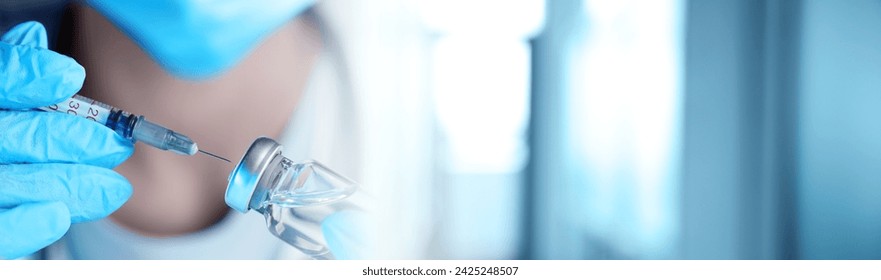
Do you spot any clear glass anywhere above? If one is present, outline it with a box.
[254,157,359,259]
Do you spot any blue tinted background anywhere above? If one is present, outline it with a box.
[528,0,881,259]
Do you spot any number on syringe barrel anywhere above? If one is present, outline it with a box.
[42,97,109,124]
[86,107,99,122]
[67,100,80,116]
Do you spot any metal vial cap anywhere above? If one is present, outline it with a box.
[225,137,283,213]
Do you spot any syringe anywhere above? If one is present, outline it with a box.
[39,94,230,162]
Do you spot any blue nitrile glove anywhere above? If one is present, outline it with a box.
[322,210,372,260]
[0,21,134,259]
[85,0,315,80]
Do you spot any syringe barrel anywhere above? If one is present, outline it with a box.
[38,94,198,155]
[39,94,121,127]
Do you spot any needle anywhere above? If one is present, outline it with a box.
[199,149,231,163]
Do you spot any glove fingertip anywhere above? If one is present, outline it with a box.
[0,44,85,108]
[48,114,134,168]
[85,131,134,168]
[43,54,85,102]
[11,201,71,239]
[36,201,73,238]
[105,172,134,212]
[0,202,71,259]
[68,169,132,223]
[104,135,135,168]
[1,21,48,48]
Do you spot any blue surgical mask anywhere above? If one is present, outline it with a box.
[86,0,316,80]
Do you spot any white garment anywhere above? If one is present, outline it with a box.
[44,48,356,259]
[45,210,291,259]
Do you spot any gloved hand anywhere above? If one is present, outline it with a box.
[0,21,134,259]
[85,0,316,80]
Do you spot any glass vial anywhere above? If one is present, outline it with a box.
[225,137,359,259]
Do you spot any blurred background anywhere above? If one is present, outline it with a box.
[6,0,878,260]
[315,0,881,259]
